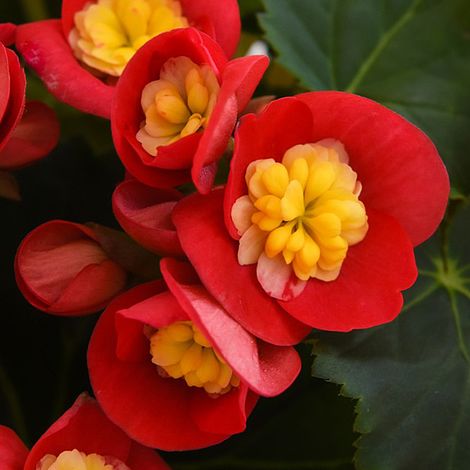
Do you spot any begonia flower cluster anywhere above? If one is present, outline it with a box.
[0,23,59,199]
[3,0,450,463]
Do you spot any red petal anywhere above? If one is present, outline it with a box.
[116,128,191,188]
[0,101,59,170]
[115,279,256,435]
[0,426,28,470]
[141,133,202,170]
[0,44,11,123]
[48,259,127,314]
[190,384,255,435]
[173,189,311,346]
[0,47,25,153]
[192,55,270,193]
[180,0,240,58]
[88,282,245,450]
[162,258,301,396]
[15,220,127,316]
[61,0,90,37]
[0,23,17,46]
[279,209,417,330]
[298,91,449,246]
[16,20,114,118]
[115,283,187,362]
[24,394,131,470]
[224,97,314,239]
[112,179,183,256]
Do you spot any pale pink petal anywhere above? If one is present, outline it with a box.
[231,195,256,236]
[256,252,306,301]
[238,225,267,265]
[314,138,349,163]
[315,265,341,282]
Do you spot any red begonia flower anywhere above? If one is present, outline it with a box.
[173,94,449,333]
[15,220,127,316]
[0,42,59,170]
[0,395,169,470]
[88,259,300,450]
[0,426,28,470]
[112,179,183,257]
[112,28,268,193]
[15,0,240,118]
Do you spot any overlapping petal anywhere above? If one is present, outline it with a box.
[0,41,59,171]
[297,91,450,246]
[176,93,448,333]
[0,426,28,470]
[0,101,60,170]
[112,28,268,190]
[16,20,114,118]
[172,189,312,345]
[89,263,300,450]
[0,23,16,46]
[15,220,127,316]
[112,179,183,256]
[16,0,241,118]
[23,394,169,470]
[61,0,240,59]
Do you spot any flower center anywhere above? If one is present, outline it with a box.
[69,0,188,76]
[136,56,220,155]
[37,449,129,470]
[232,141,368,282]
[149,320,240,396]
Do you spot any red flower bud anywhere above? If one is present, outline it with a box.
[15,221,127,316]
[0,42,59,171]
[112,179,183,257]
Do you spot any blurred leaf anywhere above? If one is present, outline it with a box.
[239,0,264,17]
[259,0,470,193]
[312,202,470,470]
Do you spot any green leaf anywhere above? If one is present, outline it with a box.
[259,0,470,193]
[312,203,470,470]
[165,348,356,470]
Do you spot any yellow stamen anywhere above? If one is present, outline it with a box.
[136,57,220,155]
[37,449,125,470]
[150,321,240,396]
[69,0,188,77]
[232,142,369,282]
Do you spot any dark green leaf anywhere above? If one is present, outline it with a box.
[165,351,356,470]
[312,204,470,470]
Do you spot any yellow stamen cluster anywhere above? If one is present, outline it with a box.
[232,142,368,282]
[149,321,240,396]
[137,56,220,155]
[37,449,126,470]
[69,0,188,76]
